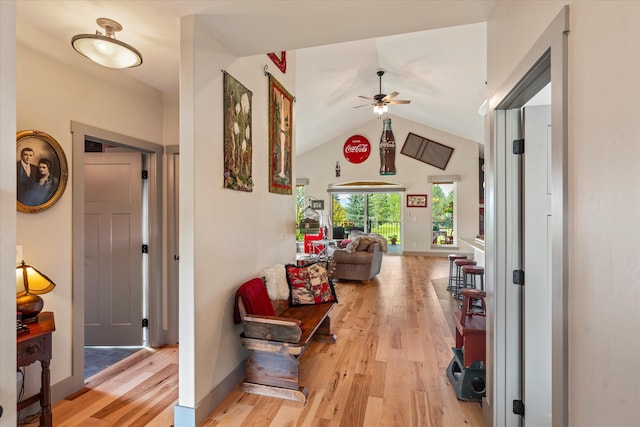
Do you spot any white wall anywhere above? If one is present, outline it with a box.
[297,114,481,253]
[178,16,297,420]
[0,2,17,426]
[15,42,163,397]
[488,2,640,426]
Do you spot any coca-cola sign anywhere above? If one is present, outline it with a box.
[343,135,371,164]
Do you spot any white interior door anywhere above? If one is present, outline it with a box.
[84,151,143,346]
[504,108,524,427]
[522,104,552,425]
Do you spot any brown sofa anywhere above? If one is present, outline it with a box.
[332,235,386,281]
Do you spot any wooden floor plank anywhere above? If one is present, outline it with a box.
[337,373,371,427]
[362,396,384,427]
[23,346,178,427]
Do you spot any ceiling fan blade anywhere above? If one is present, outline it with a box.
[358,95,375,101]
[382,91,399,102]
[388,100,411,104]
[353,103,371,108]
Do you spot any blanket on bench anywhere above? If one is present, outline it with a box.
[233,277,274,324]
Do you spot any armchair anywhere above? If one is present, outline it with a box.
[332,235,387,281]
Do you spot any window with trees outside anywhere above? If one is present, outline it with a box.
[296,184,306,241]
[431,182,456,246]
[331,192,401,246]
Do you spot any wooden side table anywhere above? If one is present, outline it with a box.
[17,311,55,427]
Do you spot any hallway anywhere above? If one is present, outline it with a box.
[203,255,483,426]
[36,256,483,426]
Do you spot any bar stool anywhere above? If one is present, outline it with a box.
[447,254,468,291]
[459,288,486,319]
[454,288,487,365]
[446,288,487,402]
[462,265,485,291]
[453,259,477,299]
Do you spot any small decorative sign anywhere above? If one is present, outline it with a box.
[311,200,325,210]
[406,194,428,208]
[343,135,371,164]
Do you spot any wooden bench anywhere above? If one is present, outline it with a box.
[236,284,337,402]
[453,288,486,368]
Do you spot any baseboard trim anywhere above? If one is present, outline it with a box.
[402,251,451,257]
[174,358,247,426]
[51,375,77,403]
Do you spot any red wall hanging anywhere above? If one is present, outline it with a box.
[267,51,286,73]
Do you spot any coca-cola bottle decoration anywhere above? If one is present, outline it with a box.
[379,118,396,175]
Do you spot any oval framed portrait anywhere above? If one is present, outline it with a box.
[16,130,68,213]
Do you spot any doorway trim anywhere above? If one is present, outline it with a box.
[485,6,569,427]
[166,144,179,344]
[64,121,164,396]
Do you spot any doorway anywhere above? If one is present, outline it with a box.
[486,6,568,426]
[83,148,146,380]
[330,191,402,253]
[84,150,144,347]
[69,122,164,394]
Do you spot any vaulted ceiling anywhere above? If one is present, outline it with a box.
[16,1,492,154]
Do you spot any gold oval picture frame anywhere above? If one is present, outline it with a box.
[16,130,68,213]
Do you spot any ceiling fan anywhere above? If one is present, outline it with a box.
[355,70,411,115]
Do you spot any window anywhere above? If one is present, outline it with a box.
[295,184,305,241]
[331,192,401,243]
[431,181,456,246]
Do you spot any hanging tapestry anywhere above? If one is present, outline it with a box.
[268,75,294,194]
[223,71,253,192]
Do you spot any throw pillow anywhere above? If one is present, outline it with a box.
[260,264,290,300]
[356,239,373,251]
[346,236,374,253]
[367,233,389,252]
[346,234,388,253]
[285,261,338,306]
[345,238,359,253]
[338,239,351,249]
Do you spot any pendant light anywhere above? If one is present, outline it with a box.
[72,18,143,69]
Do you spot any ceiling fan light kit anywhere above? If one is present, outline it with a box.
[71,18,143,69]
[356,70,411,115]
[373,104,388,115]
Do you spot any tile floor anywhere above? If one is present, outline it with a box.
[84,346,142,379]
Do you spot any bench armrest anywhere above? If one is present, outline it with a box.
[242,315,303,343]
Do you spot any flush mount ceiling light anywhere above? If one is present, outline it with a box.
[71,18,142,69]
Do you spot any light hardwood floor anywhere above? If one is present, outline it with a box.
[21,346,178,426]
[37,255,484,426]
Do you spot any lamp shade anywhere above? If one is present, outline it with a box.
[17,261,56,323]
[71,18,142,69]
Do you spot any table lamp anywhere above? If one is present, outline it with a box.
[16,260,56,323]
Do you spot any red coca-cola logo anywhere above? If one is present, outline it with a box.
[343,135,371,164]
